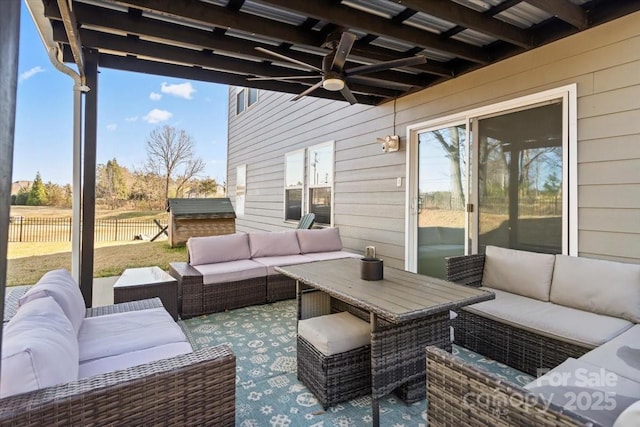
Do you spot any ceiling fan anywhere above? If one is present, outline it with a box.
[249,31,427,105]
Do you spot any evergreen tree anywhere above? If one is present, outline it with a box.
[27,172,47,206]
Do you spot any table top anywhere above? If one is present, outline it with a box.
[275,258,494,323]
[114,266,176,288]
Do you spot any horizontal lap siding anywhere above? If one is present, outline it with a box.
[228,11,640,265]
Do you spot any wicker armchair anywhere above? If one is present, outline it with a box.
[445,254,590,376]
[426,346,601,427]
[0,298,236,426]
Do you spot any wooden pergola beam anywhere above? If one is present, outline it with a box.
[386,0,533,48]
[526,0,588,29]
[257,0,488,63]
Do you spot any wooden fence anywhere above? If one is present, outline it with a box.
[8,217,167,242]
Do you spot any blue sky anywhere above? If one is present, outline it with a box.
[14,7,229,187]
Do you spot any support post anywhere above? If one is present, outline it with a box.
[80,48,98,307]
[0,0,22,376]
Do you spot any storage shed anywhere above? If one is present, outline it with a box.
[167,198,236,247]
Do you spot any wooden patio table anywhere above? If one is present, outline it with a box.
[275,257,494,427]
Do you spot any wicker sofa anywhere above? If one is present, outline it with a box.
[0,269,236,426]
[169,227,361,318]
[441,246,640,426]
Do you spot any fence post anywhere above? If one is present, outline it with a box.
[19,216,23,242]
[114,218,118,241]
[68,217,72,242]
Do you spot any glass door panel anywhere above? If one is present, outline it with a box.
[417,125,467,279]
[476,102,563,254]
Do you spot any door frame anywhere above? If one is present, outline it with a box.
[405,84,578,272]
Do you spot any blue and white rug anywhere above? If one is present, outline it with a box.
[180,300,533,427]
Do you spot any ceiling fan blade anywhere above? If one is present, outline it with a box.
[291,81,324,101]
[255,47,323,73]
[345,55,427,77]
[340,84,359,105]
[247,75,321,81]
[331,32,356,73]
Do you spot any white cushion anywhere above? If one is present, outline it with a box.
[298,311,370,356]
[296,228,343,254]
[581,324,640,383]
[302,251,362,261]
[78,307,188,362]
[19,268,86,334]
[249,230,301,257]
[615,400,640,427]
[79,342,193,378]
[187,233,250,265]
[194,259,267,284]
[253,255,312,275]
[482,245,555,301]
[465,287,632,348]
[550,255,640,322]
[525,358,640,427]
[1,296,79,397]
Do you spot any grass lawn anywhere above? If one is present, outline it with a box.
[7,241,187,287]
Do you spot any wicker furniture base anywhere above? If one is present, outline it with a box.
[426,346,600,427]
[169,262,204,318]
[318,297,452,404]
[266,274,297,302]
[453,307,591,377]
[297,335,371,408]
[203,276,266,313]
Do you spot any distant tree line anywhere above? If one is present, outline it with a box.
[11,172,72,207]
[11,126,226,210]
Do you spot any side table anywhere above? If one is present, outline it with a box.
[113,266,179,320]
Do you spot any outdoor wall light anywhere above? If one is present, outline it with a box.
[376,135,400,153]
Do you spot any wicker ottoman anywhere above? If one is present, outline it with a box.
[297,312,371,408]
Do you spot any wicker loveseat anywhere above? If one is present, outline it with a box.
[169,228,361,318]
[0,270,236,426]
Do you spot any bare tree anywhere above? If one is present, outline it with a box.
[145,125,205,207]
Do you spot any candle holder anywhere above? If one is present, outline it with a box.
[360,257,383,281]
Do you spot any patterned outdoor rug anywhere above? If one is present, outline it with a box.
[180,300,533,427]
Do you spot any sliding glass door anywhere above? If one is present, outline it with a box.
[408,86,574,277]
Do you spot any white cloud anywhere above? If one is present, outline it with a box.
[19,66,45,82]
[125,116,138,122]
[143,109,173,124]
[149,92,162,101]
[106,123,117,132]
[161,81,195,99]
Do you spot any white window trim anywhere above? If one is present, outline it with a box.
[405,84,578,271]
[307,141,335,226]
[284,149,305,223]
[236,87,259,115]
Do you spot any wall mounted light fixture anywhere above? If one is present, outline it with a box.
[376,135,400,152]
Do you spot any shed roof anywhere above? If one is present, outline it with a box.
[168,198,236,217]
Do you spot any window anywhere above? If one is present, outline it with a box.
[247,88,258,107]
[284,150,304,221]
[236,89,246,114]
[236,87,258,115]
[307,142,334,225]
[236,164,246,217]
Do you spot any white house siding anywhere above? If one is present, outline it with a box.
[227,11,640,267]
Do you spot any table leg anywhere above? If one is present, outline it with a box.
[370,312,380,427]
[296,280,301,321]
